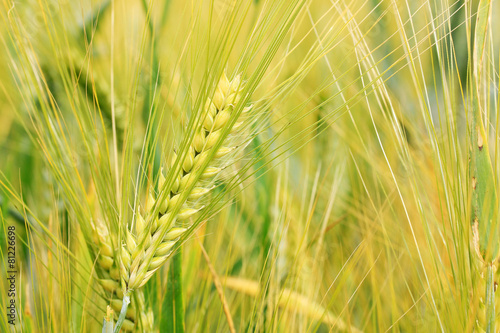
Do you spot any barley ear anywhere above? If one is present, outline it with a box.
[92,224,154,331]
[125,72,251,291]
[471,1,497,332]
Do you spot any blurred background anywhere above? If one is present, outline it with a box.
[1,0,499,332]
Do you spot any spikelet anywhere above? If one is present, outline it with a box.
[125,72,250,291]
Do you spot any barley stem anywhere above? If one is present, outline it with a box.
[471,1,498,330]
[166,249,185,333]
[114,293,131,333]
[485,264,496,333]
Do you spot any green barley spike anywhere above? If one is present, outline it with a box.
[470,1,498,332]
[470,0,498,264]
[124,72,250,291]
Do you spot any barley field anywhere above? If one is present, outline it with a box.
[0,0,499,332]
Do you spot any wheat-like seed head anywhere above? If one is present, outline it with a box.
[92,224,154,331]
[121,72,250,291]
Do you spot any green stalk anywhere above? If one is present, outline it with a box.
[113,294,130,333]
[165,249,185,333]
[471,0,497,331]
[485,264,495,333]
[471,0,498,263]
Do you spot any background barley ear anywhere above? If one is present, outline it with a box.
[470,0,498,331]
[91,221,154,332]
